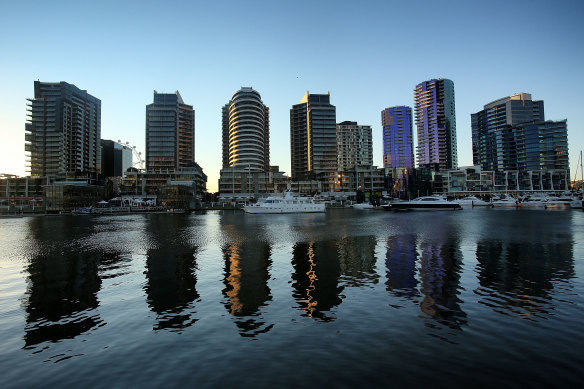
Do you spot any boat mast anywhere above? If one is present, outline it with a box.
[575,150,583,192]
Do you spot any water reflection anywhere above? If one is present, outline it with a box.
[24,250,105,348]
[221,242,273,337]
[417,237,466,331]
[475,239,575,320]
[291,241,343,321]
[144,215,199,332]
[22,217,109,348]
[385,234,420,300]
[384,226,467,332]
[337,235,379,287]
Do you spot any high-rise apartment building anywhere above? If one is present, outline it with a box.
[145,91,194,172]
[471,93,545,170]
[290,92,337,181]
[336,121,373,171]
[25,81,101,176]
[381,106,414,169]
[222,87,270,172]
[413,78,457,171]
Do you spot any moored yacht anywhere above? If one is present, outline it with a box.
[520,193,549,208]
[352,202,377,210]
[382,196,462,211]
[491,194,519,208]
[455,196,490,208]
[243,192,325,214]
[569,197,583,209]
[545,194,578,209]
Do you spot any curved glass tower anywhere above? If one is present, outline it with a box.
[222,87,270,172]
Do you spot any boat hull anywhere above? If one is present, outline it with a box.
[457,201,490,208]
[383,203,462,211]
[243,205,325,214]
[491,201,518,208]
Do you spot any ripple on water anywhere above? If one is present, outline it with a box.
[0,211,582,388]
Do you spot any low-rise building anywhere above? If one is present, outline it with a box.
[444,166,570,194]
[218,166,288,201]
[122,164,207,199]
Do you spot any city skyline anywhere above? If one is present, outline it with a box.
[1,1,583,192]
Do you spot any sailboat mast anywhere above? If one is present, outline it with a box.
[576,150,584,192]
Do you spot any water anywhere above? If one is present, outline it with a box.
[1,209,583,388]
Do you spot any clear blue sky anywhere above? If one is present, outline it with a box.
[1,0,583,192]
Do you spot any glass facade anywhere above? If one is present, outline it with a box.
[25,81,101,177]
[290,92,337,182]
[514,120,569,171]
[471,93,544,171]
[413,79,457,171]
[145,91,194,172]
[381,106,414,169]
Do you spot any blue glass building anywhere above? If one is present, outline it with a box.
[381,106,414,169]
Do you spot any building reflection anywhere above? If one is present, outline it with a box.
[384,223,466,330]
[417,236,466,330]
[474,238,575,319]
[22,217,108,348]
[221,242,273,337]
[336,235,379,287]
[385,234,420,300]
[144,214,199,331]
[291,240,343,321]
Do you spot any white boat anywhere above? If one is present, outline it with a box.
[382,196,462,211]
[73,207,92,214]
[455,196,490,208]
[352,202,376,210]
[243,192,325,214]
[545,194,578,209]
[569,198,583,209]
[520,193,549,208]
[491,194,519,208]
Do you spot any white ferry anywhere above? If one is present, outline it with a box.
[243,192,325,214]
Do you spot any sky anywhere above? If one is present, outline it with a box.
[1,0,583,192]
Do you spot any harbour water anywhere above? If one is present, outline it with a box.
[0,208,583,388]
